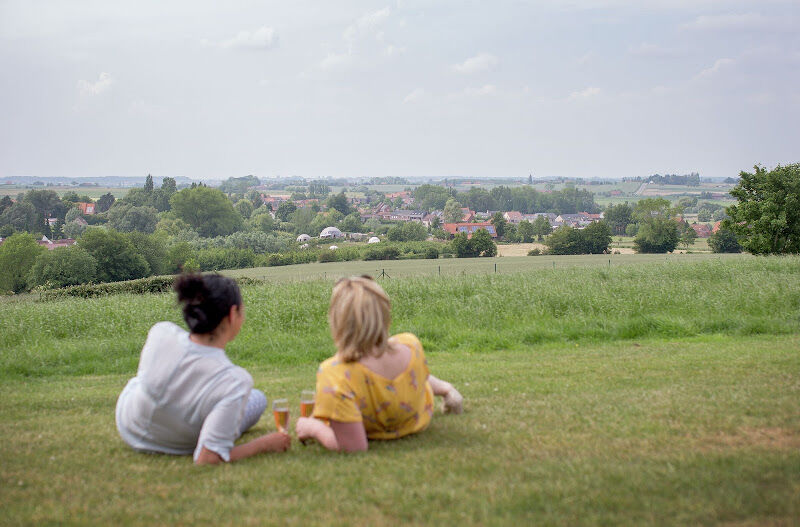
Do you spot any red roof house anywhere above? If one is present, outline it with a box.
[442,222,497,238]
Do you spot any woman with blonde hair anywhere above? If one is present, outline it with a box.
[295,276,463,451]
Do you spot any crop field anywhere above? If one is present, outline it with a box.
[1,257,799,525]
[0,185,130,200]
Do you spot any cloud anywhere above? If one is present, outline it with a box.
[463,84,497,96]
[568,86,600,100]
[319,52,354,71]
[78,72,113,96]
[207,26,279,50]
[682,13,792,32]
[452,53,498,74]
[344,7,391,44]
[628,42,682,59]
[577,51,595,65]
[694,58,735,80]
[403,88,425,103]
[385,44,406,56]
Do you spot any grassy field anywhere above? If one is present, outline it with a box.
[222,253,741,283]
[1,257,799,525]
[0,185,130,200]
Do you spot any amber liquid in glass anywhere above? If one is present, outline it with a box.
[300,401,315,418]
[273,409,289,432]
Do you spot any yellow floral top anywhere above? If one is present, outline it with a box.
[313,333,435,440]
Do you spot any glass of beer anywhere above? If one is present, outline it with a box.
[272,398,289,433]
[300,390,315,418]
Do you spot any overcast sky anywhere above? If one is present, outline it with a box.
[1,0,798,181]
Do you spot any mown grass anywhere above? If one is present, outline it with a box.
[1,335,798,526]
[1,256,797,379]
[1,256,799,525]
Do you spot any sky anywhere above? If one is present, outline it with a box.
[1,0,798,181]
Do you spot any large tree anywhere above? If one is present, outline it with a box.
[633,217,680,253]
[725,163,800,254]
[708,227,742,253]
[490,212,507,238]
[0,233,45,293]
[27,246,98,289]
[169,186,243,237]
[604,203,633,235]
[0,202,39,234]
[78,228,150,282]
[443,198,463,223]
[326,191,352,216]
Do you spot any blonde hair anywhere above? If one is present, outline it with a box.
[329,276,391,362]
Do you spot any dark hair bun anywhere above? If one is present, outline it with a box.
[174,273,242,334]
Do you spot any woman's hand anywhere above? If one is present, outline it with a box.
[295,416,318,443]
[258,432,291,452]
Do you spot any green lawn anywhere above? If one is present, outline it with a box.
[1,257,799,525]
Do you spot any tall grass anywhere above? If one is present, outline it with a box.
[1,257,798,379]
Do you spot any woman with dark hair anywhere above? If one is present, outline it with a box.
[115,274,290,465]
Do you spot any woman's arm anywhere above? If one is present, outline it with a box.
[195,432,291,465]
[295,417,368,452]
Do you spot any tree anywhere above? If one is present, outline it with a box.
[490,212,507,238]
[126,232,169,276]
[517,220,534,243]
[604,203,633,235]
[430,216,441,229]
[78,228,150,282]
[633,198,675,223]
[27,246,98,289]
[107,204,159,233]
[725,163,800,254]
[545,226,583,255]
[470,228,497,257]
[62,220,87,239]
[1,202,39,234]
[144,174,154,193]
[680,224,697,250]
[235,199,254,219]
[96,193,116,213]
[169,186,243,237]
[0,195,13,215]
[161,177,177,195]
[532,215,552,241]
[387,222,427,242]
[275,201,298,222]
[581,221,612,254]
[708,227,742,253]
[0,233,45,293]
[451,232,476,257]
[248,210,275,233]
[339,212,363,234]
[443,198,463,223]
[326,191,352,216]
[23,190,66,220]
[633,217,680,253]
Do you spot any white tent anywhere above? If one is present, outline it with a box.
[368,236,381,244]
[329,245,338,250]
[296,234,311,242]
[320,226,343,239]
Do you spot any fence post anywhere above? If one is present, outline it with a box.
[494,263,497,274]
[438,265,441,276]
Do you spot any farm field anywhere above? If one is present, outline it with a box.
[223,252,743,283]
[0,185,130,200]
[1,257,798,525]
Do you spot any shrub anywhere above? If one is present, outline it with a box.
[527,248,541,256]
[318,250,339,263]
[194,247,256,271]
[424,247,439,259]
[708,227,742,253]
[27,246,97,289]
[0,233,45,293]
[39,275,264,300]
